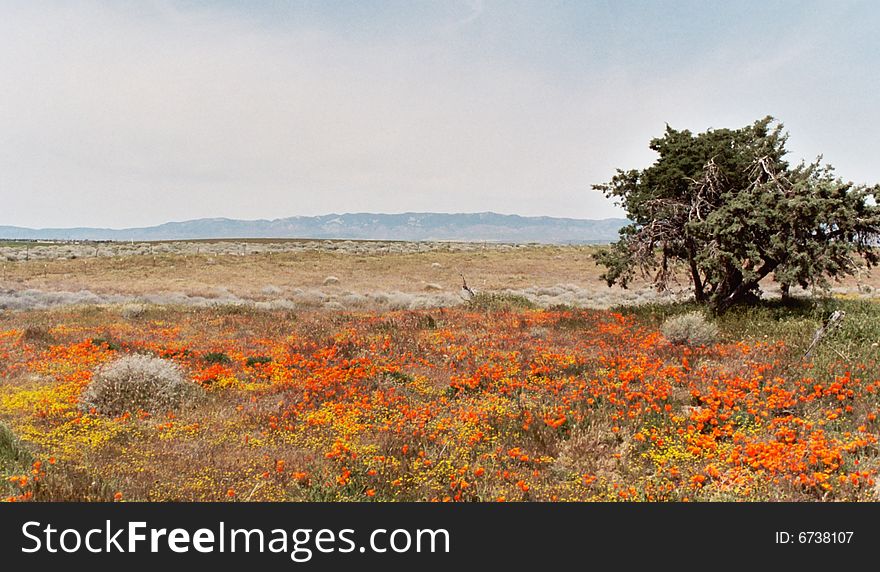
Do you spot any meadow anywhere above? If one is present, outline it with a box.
[1,241,878,502]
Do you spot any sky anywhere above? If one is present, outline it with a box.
[1,0,878,229]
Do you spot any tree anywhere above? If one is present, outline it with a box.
[594,117,880,312]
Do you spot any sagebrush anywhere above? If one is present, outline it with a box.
[661,312,718,345]
[80,354,203,416]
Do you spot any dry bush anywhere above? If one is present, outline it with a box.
[120,303,148,319]
[21,326,54,344]
[551,424,635,483]
[81,354,203,416]
[467,292,535,311]
[661,312,719,346]
[261,284,283,295]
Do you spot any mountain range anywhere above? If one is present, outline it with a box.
[0,212,627,244]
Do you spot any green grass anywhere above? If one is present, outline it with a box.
[0,421,34,498]
[616,297,880,368]
[0,422,32,468]
[0,421,122,501]
[203,351,232,364]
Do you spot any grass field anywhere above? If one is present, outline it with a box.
[3,239,878,310]
[1,241,878,502]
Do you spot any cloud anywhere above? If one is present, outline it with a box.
[0,1,877,228]
[0,1,636,227]
[451,0,485,28]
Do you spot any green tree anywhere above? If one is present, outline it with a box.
[595,117,880,312]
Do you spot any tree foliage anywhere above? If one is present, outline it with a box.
[595,117,880,312]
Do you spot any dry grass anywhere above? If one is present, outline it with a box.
[0,241,610,297]
[3,240,877,312]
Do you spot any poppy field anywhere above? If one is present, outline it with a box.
[1,298,879,502]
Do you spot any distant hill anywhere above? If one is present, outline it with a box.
[0,212,627,244]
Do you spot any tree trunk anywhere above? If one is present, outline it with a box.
[714,261,777,313]
[711,262,743,310]
[686,244,706,302]
[688,252,706,302]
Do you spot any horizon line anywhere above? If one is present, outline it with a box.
[0,211,630,232]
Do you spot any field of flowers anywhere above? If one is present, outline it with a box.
[1,299,878,502]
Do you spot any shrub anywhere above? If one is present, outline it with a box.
[467,292,536,311]
[661,312,719,346]
[120,304,147,319]
[81,355,203,416]
[21,326,53,344]
[203,351,231,364]
[91,336,122,351]
[245,355,272,367]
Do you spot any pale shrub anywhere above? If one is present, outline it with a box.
[81,355,203,416]
[261,285,282,296]
[120,303,147,319]
[550,428,632,482]
[661,312,719,346]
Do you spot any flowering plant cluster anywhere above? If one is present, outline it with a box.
[1,306,877,502]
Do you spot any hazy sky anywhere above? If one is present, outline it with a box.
[1,1,878,228]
